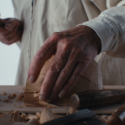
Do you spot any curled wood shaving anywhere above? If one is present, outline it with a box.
[39,101,58,108]
[27,118,40,125]
[16,95,24,101]
[35,112,41,120]
[8,94,17,99]
[3,92,7,95]
[21,113,27,119]
[33,93,40,98]
[13,110,26,122]
[27,114,37,120]
[39,108,55,124]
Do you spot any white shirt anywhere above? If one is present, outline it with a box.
[12,0,125,89]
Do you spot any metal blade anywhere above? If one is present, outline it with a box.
[42,109,95,125]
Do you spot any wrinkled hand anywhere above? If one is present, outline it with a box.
[0,18,23,45]
[28,25,101,101]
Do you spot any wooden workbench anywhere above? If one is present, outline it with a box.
[0,85,125,114]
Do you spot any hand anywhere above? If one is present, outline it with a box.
[0,18,23,45]
[28,25,101,101]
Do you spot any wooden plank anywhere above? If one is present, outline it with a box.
[0,86,70,114]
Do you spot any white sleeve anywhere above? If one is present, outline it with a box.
[82,6,125,58]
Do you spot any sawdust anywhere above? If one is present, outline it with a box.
[8,94,17,99]
[0,107,57,125]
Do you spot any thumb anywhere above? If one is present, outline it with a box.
[5,19,22,31]
[5,21,14,31]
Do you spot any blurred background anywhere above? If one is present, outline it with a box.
[0,0,20,85]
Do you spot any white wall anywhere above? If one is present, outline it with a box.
[0,0,20,85]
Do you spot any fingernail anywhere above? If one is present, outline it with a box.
[39,92,47,101]
[59,90,66,98]
[28,76,35,83]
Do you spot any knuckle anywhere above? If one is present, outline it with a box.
[51,32,60,40]
[35,50,45,60]
[50,63,62,73]
[73,71,83,79]
[61,69,68,76]
[59,52,68,61]
[59,39,71,50]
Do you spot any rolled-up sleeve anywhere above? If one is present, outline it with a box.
[82,6,125,58]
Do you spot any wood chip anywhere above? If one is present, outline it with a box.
[3,92,7,95]
[27,118,39,125]
[33,93,40,98]
[36,112,41,120]
[8,93,17,99]
[16,95,23,101]
[13,110,26,122]
[39,107,55,124]
[21,113,27,119]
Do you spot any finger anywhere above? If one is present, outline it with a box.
[4,27,20,38]
[59,61,89,98]
[50,57,76,102]
[0,27,9,34]
[5,19,22,31]
[39,43,70,101]
[28,33,60,83]
[6,31,22,45]
[0,19,13,33]
[0,18,11,27]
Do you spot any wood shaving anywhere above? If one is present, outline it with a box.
[21,113,27,119]
[27,118,40,125]
[8,93,17,100]
[36,112,41,120]
[3,92,7,95]
[16,95,24,101]
[27,114,37,120]
[13,110,27,122]
[39,107,55,124]
[8,94,17,99]
[33,93,40,98]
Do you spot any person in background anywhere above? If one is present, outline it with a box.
[0,0,125,101]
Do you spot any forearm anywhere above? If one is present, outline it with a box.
[82,6,125,58]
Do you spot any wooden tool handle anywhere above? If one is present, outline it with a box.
[70,90,125,109]
[108,104,125,125]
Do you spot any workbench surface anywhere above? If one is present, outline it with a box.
[0,85,124,114]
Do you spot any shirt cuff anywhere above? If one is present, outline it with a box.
[81,13,120,53]
[80,6,125,55]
